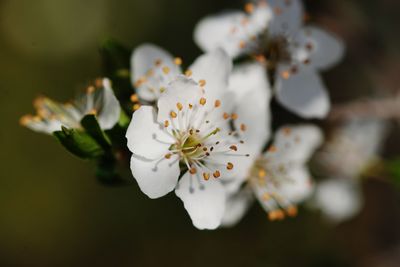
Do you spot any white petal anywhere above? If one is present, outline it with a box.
[221,188,254,227]
[292,26,345,70]
[22,117,64,134]
[156,76,203,127]
[126,106,174,160]
[315,178,362,222]
[175,172,226,230]
[189,49,232,101]
[131,43,181,101]
[266,0,304,37]
[130,154,180,199]
[194,11,249,58]
[272,124,323,164]
[96,78,121,130]
[229,63,272,154]
[275,65,330,118]
[279,165,314,203]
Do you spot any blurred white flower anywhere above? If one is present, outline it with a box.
[214,61,323,226]
[20,78,121,134]
[126,49,255,230]
[314,119,389,222]
[194,0,344,119]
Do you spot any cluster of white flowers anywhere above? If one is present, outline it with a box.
[22,0,353,230]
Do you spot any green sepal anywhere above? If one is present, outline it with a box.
[53,126,104,159]
[386,158,400,187]
[80,114,111,150]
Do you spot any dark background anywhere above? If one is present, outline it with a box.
[1,0,400,266]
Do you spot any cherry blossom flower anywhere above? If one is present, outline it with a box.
[126,49,254,229]
[20,78,121,134]
[194,0,344,119]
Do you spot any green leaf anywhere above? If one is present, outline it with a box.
[53,127,104,159]
[80,114,111,150]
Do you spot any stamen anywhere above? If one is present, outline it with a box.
[87,86,95,94]
[162,66,170,74]
[185,70,193,77]
[213,170,221,178]
[170,111,177,118]
[226,162,234,170]
[281,70,290,79]
[286,206,298,217]
[203,173,210,181]
[133,104,141,111]
[164,120,169,128]
[240,124,247,132]
[244,3,254,13]
[174,57,182,65]
[130,94,139,103]
[176,102,183,111]
[214,100,221,108]
[164,153,172,159]
[199,79,206,87]
[231,113,238,120]
[189,167,197,174]
[268,145,277,153]
[229,145,238,151]
[223,112,230,120]
[154,59,162,66]
[199,97,206,106]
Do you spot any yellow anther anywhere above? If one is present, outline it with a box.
[174,57,182,65]
[130,94,139,103]
[245,3,254,13]
[214,100,221,108]
[203,173,210,181]
[185,69,192,77]
[282,127,291,135]
[231,113,238,120]
[281,70,290,79]
[258,169,266,178]
[164,120,169,127]
[240,123,247,132]
[95,78,103,88]
[239,41,246,49]
[189,167,197,174]
[199,79,206,87]
[162,66,170,74]
[268,145,277,153]
[87,86,95,94]
[176,102,183,111]
[133,104,141,111]
[170,111,177,118]
[164,153,172,159]
[223,112,230,120]
[213,170,221,178]
[188,104,193,109]
[262,193,271,201]
[227,162,234,170]
[19,115,32,126]
[229,145,238,151]
[286,206,298,217]
[199,97,206,106]
[159,87,166,93]
[88,109,97,115]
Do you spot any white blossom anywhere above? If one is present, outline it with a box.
[20,78,121,134]
[194,0,344,119]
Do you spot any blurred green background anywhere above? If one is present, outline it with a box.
[1,0,400,266]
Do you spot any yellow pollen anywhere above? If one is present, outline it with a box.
[262,193,271,201]
[130,94,139,103]
[189,167,197,174]
[231,113,238,120]
[281,70,290,79]
[223,112,230,120]
[164,153,172,159]
[229,145,238,151]
[258,169,266,178]
[226,162,234,170]
[199,79,206,87]
[174,57,182,65]
[162,66,170,74]
[133,104,141,111]
[87,86,95,94]
[88,109,97,115]
[214,100,221,108]
[286,206,298,217]
[176,102,183,111]
[199,97,206,105]
[203,173,210,181]
[240,123,247,132]
[185,69,192,77]
[244,3,254,13]
[164,120,169,127]
[170,111,177,118]
[213,170,221,178]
